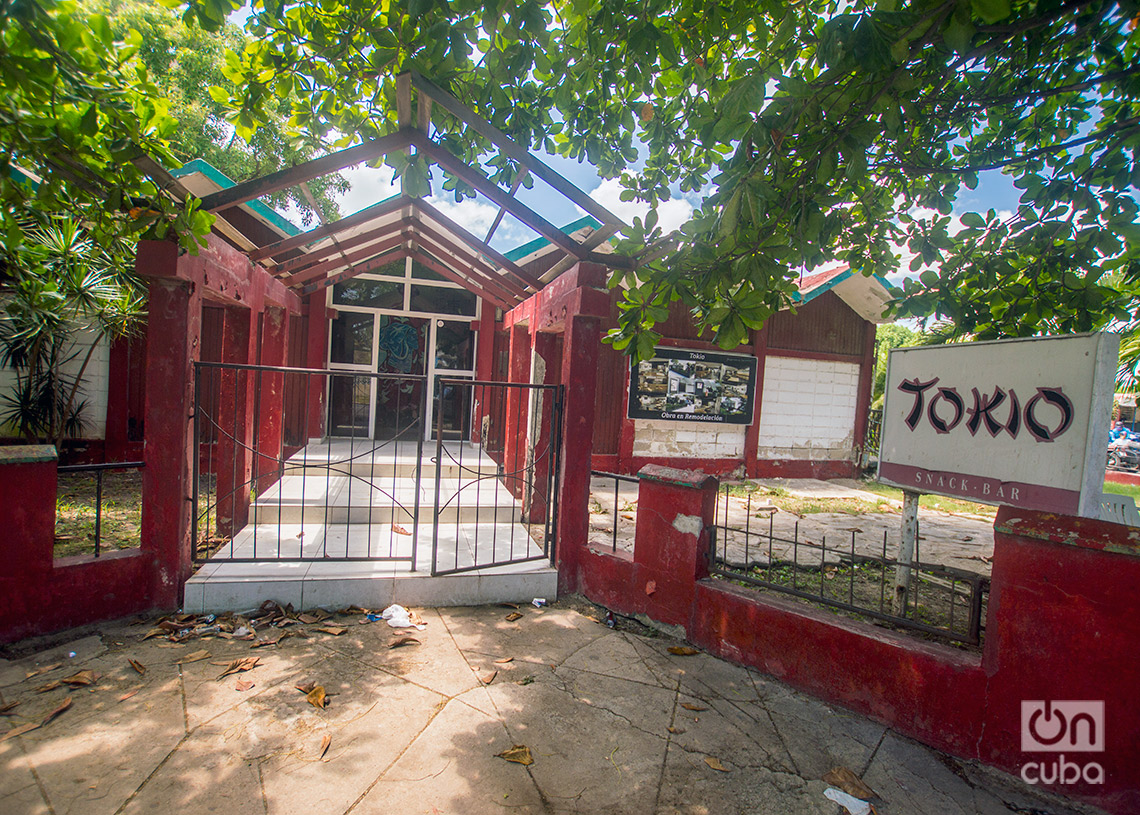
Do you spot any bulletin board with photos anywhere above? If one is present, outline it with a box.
[628,347,758,425]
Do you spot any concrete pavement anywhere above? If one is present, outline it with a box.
[0,600,1100,815]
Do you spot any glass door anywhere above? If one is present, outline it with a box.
[429,319,476,441]
[373,315,429,440]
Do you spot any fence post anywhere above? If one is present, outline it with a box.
[632,465,719,627]
[255,307,289,492]
[894,489,920,614]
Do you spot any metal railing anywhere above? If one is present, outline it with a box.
[430,379,564,575]
[193,362,427,564]
[589,470,640,552]
[711,485,988,646]
[862,408,883,468]
[56,461,145,557]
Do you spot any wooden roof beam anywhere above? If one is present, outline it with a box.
[249,194,414,262]
[538,225,619,283]
[405,70,628,232]
[408,224,527,303]
[283,226,415,286]
[200,129,414,214]
[300,247,411,297]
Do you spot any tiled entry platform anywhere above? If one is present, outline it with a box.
[184,440,558,613]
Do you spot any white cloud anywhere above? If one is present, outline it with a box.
[588,177,694,234]
[422,195,532,246]
[339,164,400,213]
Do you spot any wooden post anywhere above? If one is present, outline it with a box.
[895,490,920,614]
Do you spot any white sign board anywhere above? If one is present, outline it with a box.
[878,333,1119,518]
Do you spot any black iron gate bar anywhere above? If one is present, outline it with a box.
[56,461,145,558]
[590,470,641,552]
[430,378,564,576]
[193,361,427,564]
[710,484,988,645]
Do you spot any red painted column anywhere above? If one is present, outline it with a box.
[305,293,329,440]
[555,314,600,593]
[140,275,202,608]
[471,307,496,445]
[632,465,718,626]
[503,323,532,499]
[215,306,255,536]
[0,447,58,578]
[255,307,288,492]
[744,324,770,478]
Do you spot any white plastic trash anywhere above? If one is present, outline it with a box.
[823,787,872,815]
[380,604,426,630]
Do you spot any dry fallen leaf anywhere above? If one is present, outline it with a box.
[388,637,420,648]
[495,745,533,766]
[0,722,40,742]
[667,726,686,735]
[36,681,62,693]
[42,697,72,726]
[667,646,700,656]
[479,671,498,685]
[505,612,523,622]
[295,682,317,695]
[62,670,97,687]
[316,626,347,636]
[704,756,730,772]
[392,524,411,536]
[118,690,140,703]
[680,703,707,712]
[128,659,146,676]
[0,701,19,715]
[298,613,319,624]
[494,657,514,664]
[498,603,519,609]
[142,628,166,641]
[217,656,260,680]
[319,734,332,759]
[25,663,62,680]
[235,679,254,692]
[179,650,210,664]
[306,686,327,709]
[822,767,877,800]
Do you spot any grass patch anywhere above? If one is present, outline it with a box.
[55,470,143,558]
[856,479,997,518]
[724,483,897,516]
[1103,480,1140,501]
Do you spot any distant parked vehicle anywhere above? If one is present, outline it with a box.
[1108,435,1140,471]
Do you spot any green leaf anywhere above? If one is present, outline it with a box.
[970,0,1011,24]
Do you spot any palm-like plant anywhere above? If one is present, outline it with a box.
[0,219,145,447]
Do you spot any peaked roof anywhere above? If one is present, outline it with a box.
[795,264,893,323]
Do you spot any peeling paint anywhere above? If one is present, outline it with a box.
[672,514,703,537]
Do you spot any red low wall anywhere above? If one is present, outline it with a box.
[590,454,858,480]
[571,467,1140,815]
[1104,469,1140,487]
[0,447,158,644]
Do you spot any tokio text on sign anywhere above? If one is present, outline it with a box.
[877,333,1119,517]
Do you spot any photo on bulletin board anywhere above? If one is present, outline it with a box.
[628,346,758,424]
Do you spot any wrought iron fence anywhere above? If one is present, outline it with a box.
[56,461,145,557]
[430,378,563,575]
[710,485,988,645]
[862,408,883,468]
[193,362,427,564]
[589,470,640,552]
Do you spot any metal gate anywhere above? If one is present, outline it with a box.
[191,363,563,575]
[429,378,564,575]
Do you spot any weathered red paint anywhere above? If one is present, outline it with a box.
[524,330,560,522]
[554,313,601,594]
[141,276,202,608]
[569,471,1140,815]
[216,306,255,535]
[255,307,289,491]
[1104,469,1140,488]
[1,448,58,578]
[503,323,532,500]
[305,293,330,439]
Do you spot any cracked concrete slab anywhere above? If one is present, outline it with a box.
[0,601,1105,815]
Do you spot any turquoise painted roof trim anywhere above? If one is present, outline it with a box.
[503,214,602,261]
[171,159,301,237]
[792,269,892,305]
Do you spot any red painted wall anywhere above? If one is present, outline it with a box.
[569,469,1140,815]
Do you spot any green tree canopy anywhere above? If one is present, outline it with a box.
[84,0,347,225]
[189,0,1140,356]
